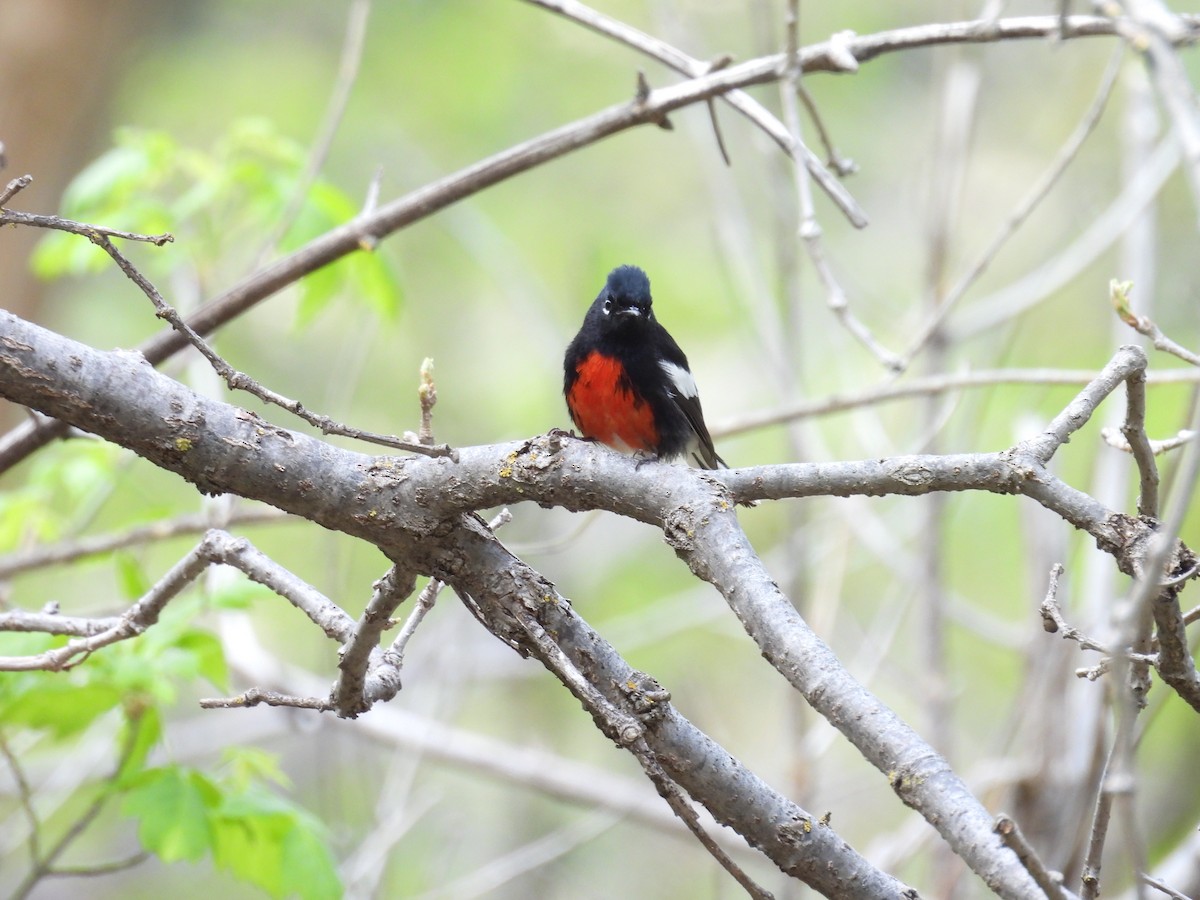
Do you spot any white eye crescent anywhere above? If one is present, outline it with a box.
[602,298,612,314]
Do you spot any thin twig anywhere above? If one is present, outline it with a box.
[1080,730,1123,900]
[1109,1,1200,223]
[901,43,1124,368]
[8,715,144,900]
[994,813,1071,900]
[0,208,172,246]
[779,0,901,371]
[43,851,151,878]
[630,735,774,900]
[332,564,417,717]
[1140,872,1193,900]
[522,0,866,226]
[0,506,286,579]
[1118,352,1160,518]
[93,229,455,459]
[0,174,33,206]
[715,366,1200,437]
[1101,427,1196,457]
[0,732,41,865]
[198,688,333,711]
[1111,278,1200,367]
[507,600,774,899]
[3,12,1198,473]
[255,0,372,261]
[0,530,355,671]
[795,82,856,175]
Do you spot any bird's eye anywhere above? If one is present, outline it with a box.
[602,298,612,314]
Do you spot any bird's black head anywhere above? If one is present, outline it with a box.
[588,265,654,333]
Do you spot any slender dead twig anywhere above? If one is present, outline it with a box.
[779,0,901,371]
[901,43,1124,367]
[255,0,372,262]
[8,716,145,900]
[0,207,172,246]
[198,688,333,711]
[2,12,1197,474]
[994,814,1072,900]
[0,732,41,867]
[1118,352,1160,518]
[714,366,1200,436]
[90,228,455,459]
[0,530,355,671]
[0,174,33,206]
[1111,279,1200,368]
[332,564,417,717]
[0,506,287,579]
[522,0,866,226]
[1140,872,1193,900]
[1100,427,1197,457]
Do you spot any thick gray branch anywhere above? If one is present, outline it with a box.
[0,311,1045,894]
[2,13,1198,474]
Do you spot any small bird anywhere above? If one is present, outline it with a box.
[563,265,726,469]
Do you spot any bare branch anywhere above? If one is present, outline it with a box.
[84,229,454,458]
[715,365,1200,437]
[1109,1,1200,219]
[4,311,1193,898]
[779,0,900,371]
[3,12,1196,474]
[198,688,333,711]
[1101,427,1197,457]
[900,45,1124,368]
[0,207,172,246]
[523,0,866,225]
[254,0,372,261]
[0,174,33,206]
[0,506,286,579]
[1112,279,1200,367]
[0,530,354,670]
[1118,355,1160,518]
[994,813,1073,900]
[332,564,416,718]
[1140,872,1193,900]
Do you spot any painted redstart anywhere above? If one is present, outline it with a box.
[563,265,726,469]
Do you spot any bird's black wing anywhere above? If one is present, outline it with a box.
[652,325,726,470]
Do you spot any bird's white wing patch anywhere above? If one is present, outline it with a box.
[659,360,698,399]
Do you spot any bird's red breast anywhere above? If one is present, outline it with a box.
[566,350,659,453]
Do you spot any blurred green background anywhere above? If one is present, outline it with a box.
[2,1,1199,897]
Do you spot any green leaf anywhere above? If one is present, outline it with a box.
[294,261,342,325]
[1,680,122,739]
[281,821,342,900]
[116,705,164,786]
[30,230,109,279]
[121,766,219,863]
[221,747,291,793]
[209,579,275,611]
[114,551,151,600]
[350,250,402,320]
[211,788,340,900]
[211,803,289,895]
[174,630,229,692]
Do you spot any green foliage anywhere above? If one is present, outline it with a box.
[0,441,121,551]
[31,121,400,325]
[208,578,278,611]
[120,762,340,899]
[1,679,123,739]
[1,582,337,898]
